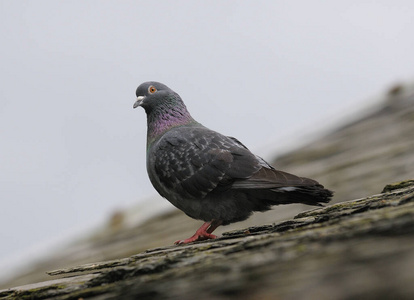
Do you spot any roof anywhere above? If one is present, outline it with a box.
[2,180,414,299]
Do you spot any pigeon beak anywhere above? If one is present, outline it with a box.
[133,96,146,109]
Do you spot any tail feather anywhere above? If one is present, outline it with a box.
[273,185,333,205]
[242,185,332,212]
[233,166,333,211]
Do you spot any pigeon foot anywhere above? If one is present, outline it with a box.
[174,220,222,245]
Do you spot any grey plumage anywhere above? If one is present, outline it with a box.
[134,81,333,244]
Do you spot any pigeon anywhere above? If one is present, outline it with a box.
[133,81,333,244]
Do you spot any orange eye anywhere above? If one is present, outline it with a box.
[148,86,157,94]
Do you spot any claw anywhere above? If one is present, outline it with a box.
[174,220,222,245]
[174,233,217,245]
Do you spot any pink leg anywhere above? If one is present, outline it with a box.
[174,220,222,245]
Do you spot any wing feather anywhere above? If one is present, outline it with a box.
[232,167,319,189]
[152,127,260,198]
[152,126,321,200]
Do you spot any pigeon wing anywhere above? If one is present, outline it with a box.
[152,127,261,199]
[231,166,320,189]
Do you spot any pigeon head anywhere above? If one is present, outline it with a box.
[133,81,173,111]
[134,81,196,140]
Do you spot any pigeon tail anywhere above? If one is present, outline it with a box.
[232,166,333,210]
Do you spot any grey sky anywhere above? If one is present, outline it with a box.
[1,0,414,274]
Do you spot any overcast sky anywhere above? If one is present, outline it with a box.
[1,0,414,275]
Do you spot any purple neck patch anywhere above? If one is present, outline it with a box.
[147,105,195,141]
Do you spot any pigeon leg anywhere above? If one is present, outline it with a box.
[175,220,222,245]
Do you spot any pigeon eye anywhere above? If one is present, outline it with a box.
[148,86,157,94]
